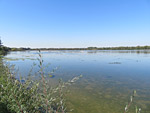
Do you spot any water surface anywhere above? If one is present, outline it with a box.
[5,50,150,113]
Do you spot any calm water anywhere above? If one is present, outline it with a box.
[4,50,150,113]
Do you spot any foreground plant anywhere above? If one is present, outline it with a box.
[0,51,82,113]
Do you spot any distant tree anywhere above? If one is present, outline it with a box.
[0,37,3,47]
[87,47,97,50]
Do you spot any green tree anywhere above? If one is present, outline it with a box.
[0,37,3,47]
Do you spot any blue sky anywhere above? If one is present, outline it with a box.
[0,0,150,48]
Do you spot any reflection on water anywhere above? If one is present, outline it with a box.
[5,50,150,113]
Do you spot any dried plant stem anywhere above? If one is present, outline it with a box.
[14,95,24,113]
[56,81,64,113]
[39,52,51,113]
[124,90,137,113]
[124,101,132,113]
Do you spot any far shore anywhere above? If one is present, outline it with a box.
[9,45,150,51]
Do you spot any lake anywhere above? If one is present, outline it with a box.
[4,50,150,113]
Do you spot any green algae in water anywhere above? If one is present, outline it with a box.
[3,57,36,61]
[3,57,25,61]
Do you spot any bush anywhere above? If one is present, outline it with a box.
[0,51,82,113]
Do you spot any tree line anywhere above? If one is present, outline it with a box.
[0,39,10,55]
[32,46,150,50]
[1,38,150,52]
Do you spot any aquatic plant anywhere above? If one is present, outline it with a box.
[124,90,141,113]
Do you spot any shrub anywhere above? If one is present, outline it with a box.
[0,51,82,113]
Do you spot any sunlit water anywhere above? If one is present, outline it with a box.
[4,50,150,113]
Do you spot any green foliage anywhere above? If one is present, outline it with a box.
[0,61,39,112]
[0,38,3,47]
[31,45,150,51]
[0,46,10,55]
[0,39,10,55]
[10,48,30,51]
[0,51,82,113]
[87,47,97,50]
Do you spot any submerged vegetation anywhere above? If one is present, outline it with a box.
[0,51,143,113]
